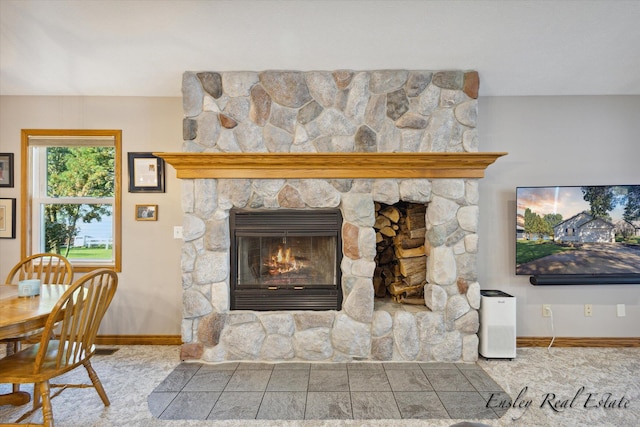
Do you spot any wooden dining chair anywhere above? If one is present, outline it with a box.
[4,253,74,287]
[0,268,118,427]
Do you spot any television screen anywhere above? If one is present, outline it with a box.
[516,185,640,280]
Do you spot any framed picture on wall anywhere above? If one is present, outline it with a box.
[128,152,165,193]
[135,204,158,221]
[0,198,16,238]
[0,153,14,187]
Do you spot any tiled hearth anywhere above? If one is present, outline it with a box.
[175,70,491,364]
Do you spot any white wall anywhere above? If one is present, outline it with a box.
[2,94,639,338]
[0,96,184,335]
[478,95,640,337]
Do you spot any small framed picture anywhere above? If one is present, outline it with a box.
[135,204,158,221]
[0,153,14,187]
[128,152,165,193]
[0,198,17,238]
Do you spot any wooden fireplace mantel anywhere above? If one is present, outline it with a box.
[153,152,507,179]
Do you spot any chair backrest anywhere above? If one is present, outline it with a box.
[34,268,118,372]
[5,253,74,285]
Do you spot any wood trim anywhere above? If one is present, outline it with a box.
[94,335,182,345]
[517,337,640,348]
[153,152,507,179]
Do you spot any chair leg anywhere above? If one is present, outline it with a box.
[84,360,110,406]
[6,341,22,394]
[39,381,54,427]
[33,382,41,408]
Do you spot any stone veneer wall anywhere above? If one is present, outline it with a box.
[180,70,482,363]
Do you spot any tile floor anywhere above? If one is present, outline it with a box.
[148,361,508,421]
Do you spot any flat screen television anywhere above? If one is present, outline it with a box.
[516,185,640,285]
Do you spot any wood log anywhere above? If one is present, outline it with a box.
[394,235,425,250]
[408,227,426,239]
[375,232,383,244]
[380,226,396,237]
[388,281,424,297]
[405,206,426,229]
[397,296,426,305]
[374,215,391,230]
[403,271,427,286]
[377,246,395,265]
[373,276,387,298]
[380,206,400,223]
[399,256,426,277]
[394,245,425,259]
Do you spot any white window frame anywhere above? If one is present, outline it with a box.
[21,129,122,272]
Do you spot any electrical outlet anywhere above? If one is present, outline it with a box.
[584,304,593,317]
[617,304,626,317]
[542,304,552,317]
[173,226,183,239]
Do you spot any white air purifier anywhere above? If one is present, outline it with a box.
[479,290,516,359]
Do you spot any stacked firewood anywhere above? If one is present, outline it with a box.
[373,202,427,304]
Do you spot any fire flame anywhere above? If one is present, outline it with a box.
[267,246,304,275]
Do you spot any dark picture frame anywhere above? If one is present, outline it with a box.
[0,198,17,238]
[135,204,158,221]
[0,153,14,187]
[128,152,165,193]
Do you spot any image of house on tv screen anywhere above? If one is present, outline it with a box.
[516,185,640,276]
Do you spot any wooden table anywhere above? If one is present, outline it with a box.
[0,284,69,406]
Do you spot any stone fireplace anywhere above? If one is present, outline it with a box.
[158,69,505,363]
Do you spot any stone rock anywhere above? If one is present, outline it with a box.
[393,311,419,360]
[250,84,271,126]
[269,104,297,134]
[405,71,432,97]
[399,179,431,203]
[416,311,445,345]
[377,121,402,152]
[455,100,478,128]
[343,281,374,323]
[203,95,221,112]
[432,179,465,200]
[440,89,467,108]
[234,122,266,152]
[218,179,251,209]
[210,282,229,312]
[427,218,459,247]
[180,343,204,361]
[183,214,206,242]
[183,289,212,318]
[253,179,285,198]
[463,71,480,99]
[293,328,333,360]
[342,222,360,260]
[462,334,479,362]
[372,179,400,205]
[264,124,293,152]
[465,180,480,205]
[197,312,226,346]
[194,251,228,285]
[195,179,217,217]
[196,112,221,148]
[355,125,377,152]
[340,193,375,226]
[332,70,354,90]
[205,219,230,251]
[446,294,471,322]
[386,88,409,120]
[456,252,477,283]
[305,108,356,140]
[371,310,393,337]
[297,100,323,125]
[432,71,464,90]
[428,246,457,286]
[464,234,479,254]
[219,114,237,129]
[420,108,455,152]
[197,72,223,99]
[181,244,196,273]
[424,283,448,312]
[221,321,266,359]
[202,345,227,363]
[369,70,407,93]
[183,118,197,140]
[415,84,440,116]
[259,313,294,336]
[371,336,394,360]
[314,135,353,153]
[350,259,376,278]
[227,312,258,325]
[182,72,203,117]
[306,71,338,108]
[294,312,335,330]
[396,113,428,129]
[432,331,462,362]
[261,335,294,359]
[358,226,377,260]
[277,184,306,208]
[462,129,479,152]
[364,94,386,132]
[427,195,459,226]
[345,72,370,121]
[181,319,193,343]
[458,206,479,232]
[222,72,259,97]
[467,282,481,309]
[455,310,479,334]
[181,180,195,213]
[259,71,312,108]
[224,97,250,122]
[298,179,341,207]
[331,314,370,357]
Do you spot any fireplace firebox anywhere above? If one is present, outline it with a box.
[230,209,343,311]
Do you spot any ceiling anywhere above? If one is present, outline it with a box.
[1,0,639,98]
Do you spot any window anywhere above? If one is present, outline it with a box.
[21,130,122,272]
